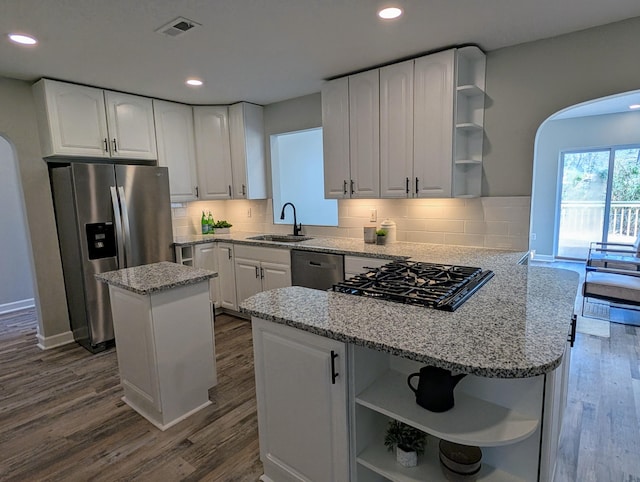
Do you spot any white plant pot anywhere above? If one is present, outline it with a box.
[215,228,230,234]
[396,447,418,468]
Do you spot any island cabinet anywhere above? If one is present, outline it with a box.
[193,106,234,200]
[234,245,291,306]
[33,78,157,160]
[153,99,198,202]
[252,318,349,482]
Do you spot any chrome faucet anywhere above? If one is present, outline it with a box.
[280,202,302,236]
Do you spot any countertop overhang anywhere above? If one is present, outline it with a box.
[240,265,579,379]
[95,261,217,295]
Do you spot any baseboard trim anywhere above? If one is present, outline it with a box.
[0,298,35,315]
[36,330,75,350]
[531,253,555,262]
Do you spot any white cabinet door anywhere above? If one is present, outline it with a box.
[216,243,238,311]
[32,79,110,158]
[252,318,349,482]
[380,60,414,198]
[194,106,233,200]
[229,102,267,199]
[349,70,380,198]
[234,257,262,306]
[153,100,198,202]
[414,50,454,198]
[321,77,350,199]
[104,91,157,160]
[193,243,219,308]
[261,262,291,292]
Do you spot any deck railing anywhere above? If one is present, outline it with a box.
[560,201,640,240]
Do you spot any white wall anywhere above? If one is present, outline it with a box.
[530,111,640,258]
[0,137,34,311]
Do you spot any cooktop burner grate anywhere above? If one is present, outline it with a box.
[333,260,494,311]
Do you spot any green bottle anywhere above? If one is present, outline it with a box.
[201,211,208,234]
[208,211,214,233]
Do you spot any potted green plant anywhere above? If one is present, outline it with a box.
[384,420,427,468]
[213,220,233,234]
[376,229,388,245]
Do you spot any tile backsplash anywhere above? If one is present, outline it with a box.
[172,196,530,251]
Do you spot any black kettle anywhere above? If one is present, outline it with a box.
[407,366,466,412]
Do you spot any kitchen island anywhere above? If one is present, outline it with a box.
[96,262,218,431]
[240,259,579,481]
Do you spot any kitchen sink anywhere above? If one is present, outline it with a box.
[247,234,313,243]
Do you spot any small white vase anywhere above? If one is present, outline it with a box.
[396,447,418,468]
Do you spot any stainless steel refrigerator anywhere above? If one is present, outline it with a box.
[50,162,174,352]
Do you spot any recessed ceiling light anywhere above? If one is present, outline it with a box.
[186,78,203,87]
[378,7,403,19]
[8,33,38,45]
[630,104,640,110]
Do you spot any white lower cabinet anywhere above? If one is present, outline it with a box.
[193,243,220,309]
[234,245,291,306]
[216,243,238,311]
[252,318,349,482]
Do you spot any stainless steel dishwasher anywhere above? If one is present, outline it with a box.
[291,250,344,291]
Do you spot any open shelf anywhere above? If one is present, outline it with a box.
[357,437,524,482]
[355,371,539,447]
[457,84,484,96]
[455,122,483,132]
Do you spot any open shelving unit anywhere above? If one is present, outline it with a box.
[175,245,194,266]
[453,46,485,198]
[349,345,544,482]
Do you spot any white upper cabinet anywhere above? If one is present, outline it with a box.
[380,60,414,198]
[33,79,156,160]
[413,49,455,198]
[193,106,233,200]
[153,100,198,202]
[322,77,351,199]
[229,102,267,199]
[349,70,380,198]
[104,91,157,160]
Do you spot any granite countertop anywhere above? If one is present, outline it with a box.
[96,261,217,295]
[240,264,579,379]
[174,232,528,268]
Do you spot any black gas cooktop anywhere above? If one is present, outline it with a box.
[333,260,494,311]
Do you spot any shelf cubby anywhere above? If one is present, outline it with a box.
[355,370,539,447]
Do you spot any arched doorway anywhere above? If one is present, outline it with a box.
[529,90,640,261]
[0,135,39,332]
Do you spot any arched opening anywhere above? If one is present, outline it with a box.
[530,90,640,261]
[0,134,41,336]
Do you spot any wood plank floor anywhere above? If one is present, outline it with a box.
[0,310,262,481]
[2,291,639,481]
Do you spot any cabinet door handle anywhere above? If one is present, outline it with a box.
[227,248,232,260]
[350,180,355,196]
[330,350,339,384]
[195,186,199,198]
[343,180,348,195]
[260,267,264,279]
[568,314,577,347]
[405,177,410,194]
[242,184,246,196]
[415,177,419,195]
[104,138,109,152]
[112,138,118,152]
[255,266,260,278]
[228,185,232,197]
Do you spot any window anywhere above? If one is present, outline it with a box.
[271,127,338,227]
[556,146,640,259]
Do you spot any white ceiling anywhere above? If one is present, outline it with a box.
[2,0,640,106]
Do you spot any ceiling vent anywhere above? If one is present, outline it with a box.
[156,17,201,37]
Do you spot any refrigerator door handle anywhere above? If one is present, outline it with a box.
[117,186,133,267]
[110,186,125,268]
